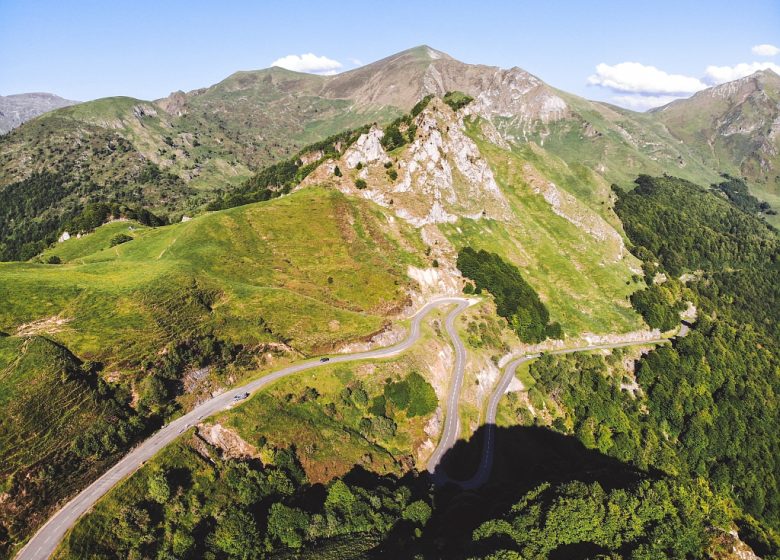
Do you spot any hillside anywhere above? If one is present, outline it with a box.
[652,69,780,219]
[2,47,779,260]
[0,187,432,554]
[300,96,645,335]
[3,45,780,560]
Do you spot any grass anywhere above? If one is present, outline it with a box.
[441,119,644,336]
[0,187,423,371]
[0,337,106,476]
[39,221,150,263]
[220,317,446,480]
[0,335,117,554]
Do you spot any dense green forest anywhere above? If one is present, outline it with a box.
[0,164,184,261]
[712,174,776,216]
[457,247,562,342]
[612,174,780,552]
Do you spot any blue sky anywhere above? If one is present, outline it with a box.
[1,0,779,110]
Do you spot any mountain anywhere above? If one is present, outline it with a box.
[0,92,78,134]
[652,69,780,211]
[2,46,779,559]
[2,47,779,262]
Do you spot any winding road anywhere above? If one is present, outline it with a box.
[16,297,472,560]
[17,294,676,558]
[425,299,470,480]
[455,336,671,489]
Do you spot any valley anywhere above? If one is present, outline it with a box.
[1,42,779,560]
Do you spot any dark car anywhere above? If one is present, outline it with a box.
[320,357,330,363]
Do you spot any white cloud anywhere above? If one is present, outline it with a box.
[270,53,343,75]
[704,61,780,84]
[752,44,780,57]
[610,94,684,111]
[587,62,706,95]
[348,58,363,66]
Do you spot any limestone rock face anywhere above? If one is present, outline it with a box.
[344,126,390,168]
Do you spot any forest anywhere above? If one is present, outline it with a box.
[457,247,562,342]
[613,174,780,553]
[0,163,182,261]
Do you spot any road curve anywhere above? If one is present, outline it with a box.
[425,300,470,479]
[455,337,672,489]
[16,297,472,560]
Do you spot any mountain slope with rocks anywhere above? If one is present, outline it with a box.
[3,46,780,262]
[0,92,78,134]
[652,68,780,215]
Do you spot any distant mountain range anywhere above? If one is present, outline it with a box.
[0,92,78,134]
[1,45,779,262]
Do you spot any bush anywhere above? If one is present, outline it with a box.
[383,372,437,417]
[110,233,133,247]
[46,255,62,264]
[354,179,368,190]
[443,91,475,112]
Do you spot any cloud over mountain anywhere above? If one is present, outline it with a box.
[270,53,343,75]
[587,62,706,95]
[704,61,780,84]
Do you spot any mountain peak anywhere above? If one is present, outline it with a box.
[400,45,454,61]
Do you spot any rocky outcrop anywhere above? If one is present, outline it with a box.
[344,126,390,168]
[197,423,259,459]
[390,100,512,227]
[156,90,188,116]
[464,67,568,127]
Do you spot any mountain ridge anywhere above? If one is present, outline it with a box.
[0,92,78,134]
[1,45,779,263]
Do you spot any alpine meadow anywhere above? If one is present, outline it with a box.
[1,3,780,559]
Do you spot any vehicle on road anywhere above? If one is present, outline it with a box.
[320,357,330,362]
[233,392,249,401]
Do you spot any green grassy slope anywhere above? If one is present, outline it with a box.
[0,187,423,371]
[0,337,104,479]
[520,90,723,192]
[441,118,644,335]
[0,336,119,550]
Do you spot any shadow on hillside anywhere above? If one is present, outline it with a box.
[363,424,653,559]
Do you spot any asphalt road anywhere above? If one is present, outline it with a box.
[454,336,672,489]
[425,299,470,479]
[16,297,472,560]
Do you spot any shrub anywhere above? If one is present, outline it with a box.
[110,233,133,247]
[354,179,368,190]
[46,255,62,264]
[443,91,475,112]
[383,372,437,417]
